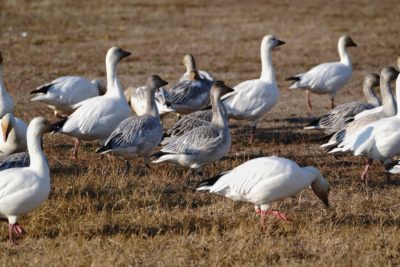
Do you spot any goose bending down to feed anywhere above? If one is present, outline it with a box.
[151,81,233,178]
[125,84,174,116]
[0,117,51,244]
[30,76,106,118]
[179,54,214,82]
[197,157,330,229]
[222,35,284,144]
[0,152,29,171]
[287,35,357,112]
[329,71,400,183]
[322,67,399,150]
[0,52,15,118]
[305,73,380,134]
[96,75,168,172]
[50,47,132,160]
[166,70,213,115]
[0,113,28,156]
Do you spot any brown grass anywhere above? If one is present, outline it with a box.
[1,0,400,266]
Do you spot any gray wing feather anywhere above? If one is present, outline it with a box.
[169,80,212,105]
[0,152,30,171]
[167,110,212,137]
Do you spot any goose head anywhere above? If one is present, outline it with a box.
[381,67,400,83]
[188,70,201,81]
[1,113,14,142]
[339,35,357,48]
[91,79,107,95]
[183,54,196,72]
[261,35,285,51]
[106,47,131,65]
[147,75,168,93]
[364,73,380,88]
[211,80,234,99]
[29,117,51,137]
[305,166,330,207]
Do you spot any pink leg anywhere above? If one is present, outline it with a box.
[307,90,312,113]
[8,222,27,245]
[8,224,14,245]
[71,138,80,160]
[361,159,373,184]
[260,210,289,221]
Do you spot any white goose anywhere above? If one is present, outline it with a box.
[222,35,284,144]
[125,84,174,116]
[179,54,214,83]
[288,35,357,111]
[151,81,232,176]
[51,47,132,159]
[96,75,167,172]
[330,71,400,183]
[0,51,15,118]
[30,76,106,118]
[197,156,330,228]
[305,73,380,134]
[322,67,398,149]
[0,113,28,156]
[0,117,51,244]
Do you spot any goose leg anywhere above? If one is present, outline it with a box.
[331,97,335,109]
[248,126,256,144]
[265,210,289,221]
[125,160,131,174]
[8,223,26,245]
[361,159,373,184]
[72,138,81,160]
[307,90,312,112]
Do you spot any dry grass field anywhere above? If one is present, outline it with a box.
[1,0,400,265]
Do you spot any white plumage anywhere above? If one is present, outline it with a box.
[30,76,106,117]
[222,35,284,144]
[179,54,214,83]
[53,47,132,159]
[0,52,15,118]
[330,71,400,182]
[0,117,51,244]
[288,35,357,111]
[0,113,28,156]
[197,156,330,226]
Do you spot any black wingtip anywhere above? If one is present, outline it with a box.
[30,83,53,95]
[48,118,68,133]
[149,151,170,161]
[95,145,110,154]
[196,172,228,188]
[286,76,301,82]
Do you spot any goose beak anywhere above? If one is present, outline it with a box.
[2,120,11,142]
[348,39,357,47]
[120,49,131,59]
[276,39,285,46]
[160,79,168,87]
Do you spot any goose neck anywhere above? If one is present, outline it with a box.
[0,65,6,95]
[105,60,124,98]
[338,42,351,66]
[27,131,49,177]
[144,89,160,118]
[260,46,275,82]
[363,82,381,106]
[380,78,397,116]
[211,95,227,129]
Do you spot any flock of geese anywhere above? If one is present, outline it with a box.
[0,33,398,244]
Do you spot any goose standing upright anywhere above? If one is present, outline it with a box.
[179,54,214,83]
[305,73,380,134]
[0,113,28,156]
[96,75,168,172]
[0,52,14,117]
[0,117,51,244]
[30,76,106,118]
[322,67,399,149]
[287,35,357,112]
[329,69,400,183]
[197,157,330,229]
[51,47,132,159]
[221,35,284,144]
[151,81,233,177]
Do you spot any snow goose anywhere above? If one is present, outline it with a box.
[305,73,380,134]
[287,35,357,112]
[0,52,14,117]
[197,156,330,228]
[0,117,51,244]
[0,113,28,156]
[322,67,398,149]
[166,70,213,115]
[50,47,132,159]
[0,152,29,171]
[221,35,284,144]
[151,81,233,177]
[125,84,174,116]
[96,75,168,172]
[179,54,214,82]
[30,76,106,118]
[329,70,400,183]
